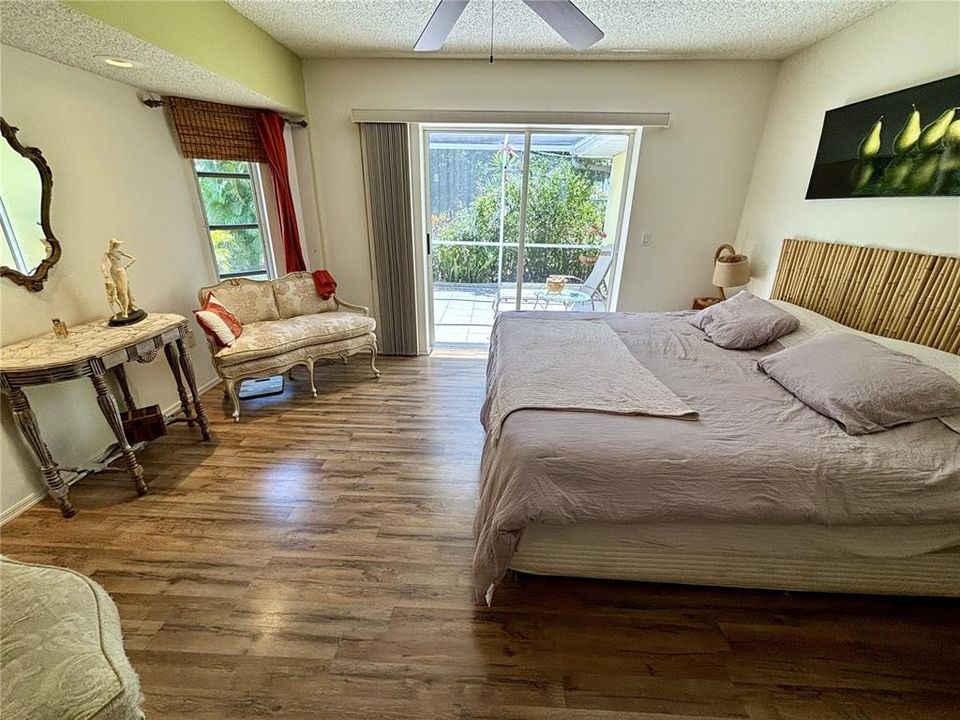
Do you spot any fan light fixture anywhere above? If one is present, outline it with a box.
[415,0,604,53]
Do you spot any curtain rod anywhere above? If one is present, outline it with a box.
[142,98,308,128]
[350,108,670,128]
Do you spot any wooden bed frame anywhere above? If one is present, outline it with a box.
[770,238,959,354]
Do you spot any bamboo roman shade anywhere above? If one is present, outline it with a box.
[359,122,419,356]
[167,96,268,162]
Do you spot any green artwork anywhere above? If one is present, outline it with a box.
[807,74,960,198]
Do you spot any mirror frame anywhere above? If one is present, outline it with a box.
[1,117,61,292]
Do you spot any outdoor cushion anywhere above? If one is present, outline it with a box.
[0,557,144,720]
[215,312,376,366]
[209,279,281,324]
[272,271,338,318]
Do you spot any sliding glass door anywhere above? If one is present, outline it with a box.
[425,128,633,345]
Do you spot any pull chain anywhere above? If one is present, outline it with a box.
[489,0,494,63]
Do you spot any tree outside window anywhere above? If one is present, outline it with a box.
[193,159,272,279]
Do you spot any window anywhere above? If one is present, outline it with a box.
[192,159,274,280]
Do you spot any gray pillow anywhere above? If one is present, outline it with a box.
[689,291,799,349]
[757,333,960,435]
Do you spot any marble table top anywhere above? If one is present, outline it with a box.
[0,313,186,372]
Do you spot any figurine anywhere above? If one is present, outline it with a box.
[51,318,69,339]
[101,238,147,326]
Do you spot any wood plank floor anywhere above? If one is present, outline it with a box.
[3,354,959,719]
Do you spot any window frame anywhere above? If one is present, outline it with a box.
[191,160,276,281]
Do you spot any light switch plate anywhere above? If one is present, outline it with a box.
[640,231,653,246]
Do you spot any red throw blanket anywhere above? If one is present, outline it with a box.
[312,269,337,300]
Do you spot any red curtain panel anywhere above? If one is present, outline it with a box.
[255,111,307,273]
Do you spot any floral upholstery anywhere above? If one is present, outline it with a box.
[196,273,380,420]
[214,312,376,367]
[199,279,280,325]
[0,557,144,720]
[273,272,338,318]
[216,333,377,380]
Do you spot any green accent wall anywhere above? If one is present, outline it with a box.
[65,1,305,114]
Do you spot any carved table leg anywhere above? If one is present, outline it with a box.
[111,364,136,412]
[176,338,211,441]
[7,387,76,518]
[164,343,195,427]
[90,371,148,496]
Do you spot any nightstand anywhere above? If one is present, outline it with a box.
[692,296,723,310]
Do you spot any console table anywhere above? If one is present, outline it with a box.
[0,313,211,517]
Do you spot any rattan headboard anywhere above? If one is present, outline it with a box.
[770,239,959,354]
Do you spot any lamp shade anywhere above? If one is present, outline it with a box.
[712,244,750,289]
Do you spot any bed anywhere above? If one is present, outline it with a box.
[474,239,960,602]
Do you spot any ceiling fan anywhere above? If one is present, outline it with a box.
[414,0,604,53]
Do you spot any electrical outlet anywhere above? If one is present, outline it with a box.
[640,231,653,247]
[185,327,197,348]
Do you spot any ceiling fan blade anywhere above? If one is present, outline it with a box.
[415,0,470,52]
[521,0,604,50]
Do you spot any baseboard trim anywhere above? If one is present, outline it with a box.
[0,376,222,526]
[0,489,48,525]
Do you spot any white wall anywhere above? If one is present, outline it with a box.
[736,1,960,296]
[302,58,779,317]
[0,46,220,518]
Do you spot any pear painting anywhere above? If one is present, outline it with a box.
[807,74,960,198]
[917,107,958,152]
[858,117,883,158]
[892,106,920,155]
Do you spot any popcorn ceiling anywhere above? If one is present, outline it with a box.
[227,0,892,60]
[1,1,289,112]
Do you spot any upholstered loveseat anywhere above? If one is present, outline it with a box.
[197,272,379,421]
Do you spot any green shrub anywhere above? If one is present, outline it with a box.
[432,152,610,284]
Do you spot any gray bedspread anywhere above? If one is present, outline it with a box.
[473,311,960,602]
[484,317,696,440]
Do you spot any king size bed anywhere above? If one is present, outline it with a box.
[473,239,960,603]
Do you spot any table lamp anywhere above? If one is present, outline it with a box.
[712,244,750,298]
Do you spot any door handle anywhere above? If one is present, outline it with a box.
[426,232,431,255]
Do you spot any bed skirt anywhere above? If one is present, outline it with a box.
[510,523,960,597]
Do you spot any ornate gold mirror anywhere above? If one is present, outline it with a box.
[1,117,61,291]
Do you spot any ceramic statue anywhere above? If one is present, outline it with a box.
[101,238,147,326]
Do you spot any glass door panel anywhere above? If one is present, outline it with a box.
[519,132,629,313]
[425,128,631,346]
[428,131,524,344]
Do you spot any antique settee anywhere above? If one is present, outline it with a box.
[197,272,380,421]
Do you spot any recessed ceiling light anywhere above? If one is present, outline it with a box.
[97,55,136,69]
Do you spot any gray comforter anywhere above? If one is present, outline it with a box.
[474,311,960,602]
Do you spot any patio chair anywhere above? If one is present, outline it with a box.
[494,244,614,311]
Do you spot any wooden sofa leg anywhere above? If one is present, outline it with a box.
[224,379,241,422]
[306,360,318,398]
[369,348,381,379]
